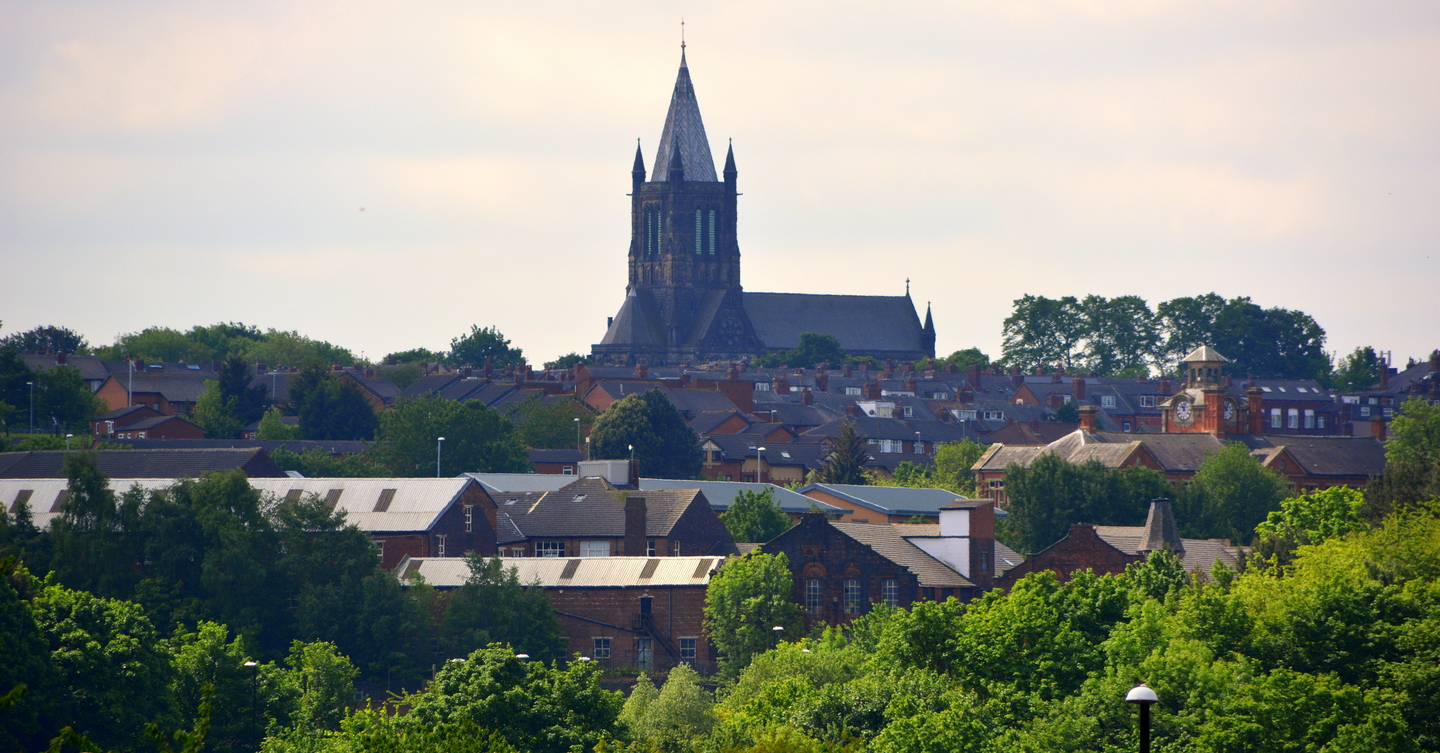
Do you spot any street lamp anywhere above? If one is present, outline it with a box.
[1126,684,1158,753]
[26,381,34,434]
[915,431,922,455]
[771,624,784,649]
[756,446,767,484]
[515,653,530,660]
[243,660,259,750]
[436,437,445,478]
[65,434,74,451]
[574,417,582,454]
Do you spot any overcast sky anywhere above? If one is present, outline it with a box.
[2,1,1437,367]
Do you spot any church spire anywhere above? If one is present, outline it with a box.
[723,139,736,181]
[922,302,936,358]
[650,50,717,182]
[632,139,646,190]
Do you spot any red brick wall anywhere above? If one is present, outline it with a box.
[993,524,1139,591]
[767,515,931,628]
[545,585,711,673]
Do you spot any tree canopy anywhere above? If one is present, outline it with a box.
[702,551,804,678]
[376,394,530,476]
[998,454,1171,555]
[810,420,871,485]
[720,487,792,544]
[449,325,524,369]
[757,333,848,369]
[0,325,90,354]
[588,390,701,479]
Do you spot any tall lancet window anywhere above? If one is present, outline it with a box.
[695,210,703,254]
[708,210,716,254]
[645,209,657,256]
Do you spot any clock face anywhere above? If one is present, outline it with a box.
[1224,400,1237,421]
[1175,399,1192,422]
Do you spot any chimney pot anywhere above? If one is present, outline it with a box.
[56,351,67,365]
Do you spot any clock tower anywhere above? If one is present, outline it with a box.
[1160,345,1252,437]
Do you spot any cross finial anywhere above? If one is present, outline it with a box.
[906,278,911,295]
[681,18,686,50]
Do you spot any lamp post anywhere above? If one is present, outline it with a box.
[574,417,582,454]
[243,660,259,750]
[65,434,73,451]
[771,625,784,649]
[436,436,445,478]
[27,381,34,434]
[915,431,922,455]
[1126,684,1158,753]
[756,446,766,484]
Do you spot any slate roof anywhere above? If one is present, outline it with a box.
[466,472,579,495]
[1182,345,1229,363]
[798,483,965,516]
[830,521,974,588]
[993,542,1026,575]
[743,292,926,354]
[802,416,974,443]
[1092,526,1244,574]
[21,354,111,383]
[493,477,709,542]
[95,405,159,422]
[397,555,721,589]
[974,430,1222,474]
[689,410,749,434]
[0,449,286,479]
[528,449,584,464]
[107,373,212,403]
[1259,436,1387,478]
[638,478,846,515]
[114,415,195,431]
[105,438,371,455]
[649,51,718,182]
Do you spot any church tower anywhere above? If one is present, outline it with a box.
[595,50,763,365]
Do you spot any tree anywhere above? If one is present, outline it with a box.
[0,348,32,435]
[402,645,624,753]
[384,348,444,365]
[0,557,58,753]
[1176,442,1289,542]
[588,390,702,479]
[997,455,1169,554]
[281,639,359,732]
[512,395,594,450]
[931,440,985,494]
[627,663,714,751]
[1154,294,1329,380]
[376,394,530,476]
[218,356,269,425]
[1385,396,1440,471]
[1000,295,1084,371]
[256,408,300,440]
[1252,487,1367,568]
[0,325,90,354]
[94,326,195,362]
[438,554,564,660]
[168,621,288,753]
[449,325,524,368]
[721,487,792,543]
[703,552,803,677]
[545,353,591,370]
[811,420,871,485]
[192,380,246,439]
[1052,401,1080,423]
[939,348,989,372]
[1077,295,1159,377]
[290,366,378,441]
[759,333,848,369]
[1332,346,1386,392]
[268,447,389,478]
[32,365,101,434]
[1156,293,1228,367]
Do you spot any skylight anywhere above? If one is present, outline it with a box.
[506,499,518,505]
[572,494,587,502]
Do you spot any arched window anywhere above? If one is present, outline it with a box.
[708,209,716,254]
[695,209,703,254]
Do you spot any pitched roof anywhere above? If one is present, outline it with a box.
[248,477,475,532]
[1091,526,1244,574]
[639,478,846,515]
[527,449,584,464]
[105,438,371,455]
[105,372,213,403]
[0,449,286,479]
[397,555,721,589]
[743,292,926,354]
[798,483,965,516]
[829,521,974,588]
[494,477,708,540]
[0,478,177,529]
[467,472,579,495]
[1259,436,1386,478]
[1182,345,1229,363]
[599,289,666,347]
[649,51,718,182]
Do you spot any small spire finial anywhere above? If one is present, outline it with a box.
[681,18,686,50]
[906,278,911,295]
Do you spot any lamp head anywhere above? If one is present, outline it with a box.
[243,660,258,667]
[1126,684,1158,704]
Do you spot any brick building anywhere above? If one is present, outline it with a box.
[248,477,498,570]
[796,483,962,525]
[0,448,286,479]
[397,555,719,673]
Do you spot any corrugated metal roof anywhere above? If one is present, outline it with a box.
[0,478,177,529]
[639,478,844,515]
[798,483,963,515]
[248,478,472,532]
[396,555,720,589]
[467,473,579,494]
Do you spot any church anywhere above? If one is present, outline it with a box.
[591,50,936,367]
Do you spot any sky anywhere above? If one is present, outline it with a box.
[2,1,1438,368]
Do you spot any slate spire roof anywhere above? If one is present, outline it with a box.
[650,50,718,182]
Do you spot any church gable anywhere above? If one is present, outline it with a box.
[743,292,929,358]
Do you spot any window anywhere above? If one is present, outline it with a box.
[956,409,978,420]
[984,411,1003,421]
[754,381,770,391]
[593,637,611,663]
[843,579,862,614]
[1360,406,1371,417]
[981,550,990,572]
[881,579,898,607]
[680,637,697,664]
[464,505,474,533]
[374,539,384,561]
[845,387,861,396]
[1384,407,1395,417]
[647,540,657,556]
[1101,395,1116,408]
[510,547,526,557]
[1139,395,1157,408]
[1288,409,1299,429]
[671,541,681,556]
[1318,416,1326,429]
[695,209,703,254]
[932,393,950,400]
[1062,394,1072,404]
[1271,409,1282,428]
[903,406,914,417]
[806,579,823,614]
[878,439,902,453]
[563,466,574,475]
[914,441,926,454]
[708,209,716,254]
[635,638,653,671]
[1304,409,1315,429]
[536,541,565,557]
[435,534,446,557]
[137,431,147,439]
[1123,422,1132,432]
[581,540,611,557]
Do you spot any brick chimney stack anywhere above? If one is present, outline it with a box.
[483,358,493,378]
[636,362,649,380]
[1158,376,1172,395]
[1048,393,1065,410]
[816,373,829,392]
[969,363,982,390]
[1247,386,1264,435]
[904,377,917,393]
[624,496,647,556]
[773,376,790,395]
[1371,417,1387,440]
[846,404,861,417]
[56,351,66,365]
[1011,366,1024,388]
[1079,404,1098,432]
[842,364,853,377]
[865,381,881,400]
[1051,368,1063,383]
[802,389,813,406]
[1072,377,1085,400]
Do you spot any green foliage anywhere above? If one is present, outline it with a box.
[384,348,444,365]
[268,447,390,478]
[1077,294,1161,377]
[512,395,594,450]
[376,394,529,476]
[96,324,354,368]
[626,664,714,751]
[289,367,379,441]
[1252,487,1367,568]
[1332,346,1385,392]
[757,333,848,369]
[1176,442,1289,543]
[811,420,870,486]
[868,441,986,497]
[704,552,804,678]
[0,347,31,434]
[544,353,591,370]
[0,325,89,354]
[1051,400,1079,423]
[436,554,564,661]
[721,487,792,543]
[193,380,246,439]
[938,348,989,371]
[1001,295,1085,372]
[219,356,270,425]
[402,645,623,753]
[257,408,301,440]
[449,325,524,369]
[1387,396,1440,472]
[997,454,1169,554]
[32,364,102,434]
[589,390,701,479]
